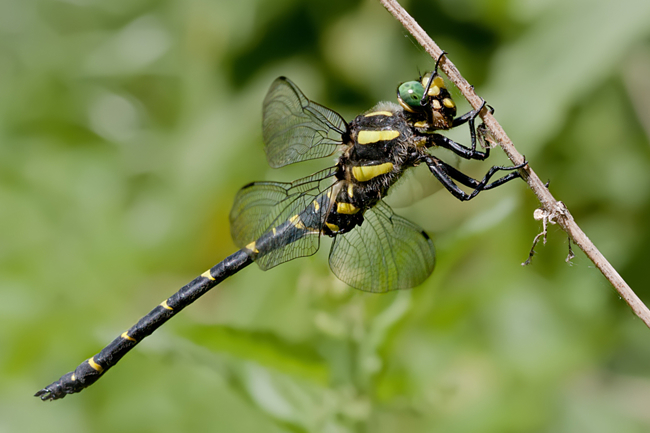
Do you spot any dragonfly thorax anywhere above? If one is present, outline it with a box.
[323,103,425,237]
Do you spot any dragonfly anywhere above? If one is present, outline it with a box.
[36,54,524,400]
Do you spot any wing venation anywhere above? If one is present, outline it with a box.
[230,167,338,270]
[329,201,435,292]
[263,77,348,168]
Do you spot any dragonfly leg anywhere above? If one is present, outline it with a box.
[424,155,526,201]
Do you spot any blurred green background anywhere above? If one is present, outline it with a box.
[3,0,650,431]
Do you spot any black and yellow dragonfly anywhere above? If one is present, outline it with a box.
[36,54,524,400]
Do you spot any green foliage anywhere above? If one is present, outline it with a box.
[3,0,650,431]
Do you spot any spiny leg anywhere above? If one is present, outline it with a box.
[429,132,489,161]
[420,51,447,106]
[442,157,526,192]
[424,155,526,201]
[452,100,494,128]
[419,50,494,160]
[451,100,494,159]
[424,100,494,161]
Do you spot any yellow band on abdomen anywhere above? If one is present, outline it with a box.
[357,130,400,145]
[289,215,305,229]
[88,357,104,373]
[245,242,259,254]
[352,162,394,182]
[336,202,359,215]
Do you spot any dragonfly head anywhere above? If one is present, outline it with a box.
[397,71,457,130]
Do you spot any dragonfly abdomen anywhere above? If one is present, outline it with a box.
[35,250,253,400]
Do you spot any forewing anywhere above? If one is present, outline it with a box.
[230,167,337,270]
[329,201,435,293]
[263,77,348,168]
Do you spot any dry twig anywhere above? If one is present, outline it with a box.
[380,0,650,328]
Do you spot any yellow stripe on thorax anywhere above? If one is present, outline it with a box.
[364,111,393,117]
[352,162,394,182]
[357,130,400,145]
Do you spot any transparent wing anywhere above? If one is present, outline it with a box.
[329,201,435,293]
[230,167,338,270]
[263,77,348,168]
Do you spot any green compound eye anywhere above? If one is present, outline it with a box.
[398,81,425,108]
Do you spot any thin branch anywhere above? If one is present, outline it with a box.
[380,0,650,329]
